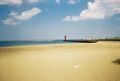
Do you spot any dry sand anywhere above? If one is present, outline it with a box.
[0,42,120,81]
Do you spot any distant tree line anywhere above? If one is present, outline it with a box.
[97,37,120,41]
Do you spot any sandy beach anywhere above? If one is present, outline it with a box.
[0,41,120,81]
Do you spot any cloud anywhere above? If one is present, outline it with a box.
[56,0,78,4]
[3,7,42,25]
[67,0,77,4]
[63,0,120,21]
[56,0,60,4]
[10,8,42,20]
[0,0,22,5]
[3,18,19,25]
[0,0,39,5]
[28,0,38,3]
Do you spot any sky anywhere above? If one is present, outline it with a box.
[0,0,120,40]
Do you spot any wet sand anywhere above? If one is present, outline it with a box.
[0,42,120,81]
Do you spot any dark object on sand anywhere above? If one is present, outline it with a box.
[112,59,120,65]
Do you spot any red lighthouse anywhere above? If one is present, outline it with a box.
[64,35,67,41]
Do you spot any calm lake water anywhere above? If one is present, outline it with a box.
[0,40,71,47]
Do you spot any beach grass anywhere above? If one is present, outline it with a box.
[0,42,120,81]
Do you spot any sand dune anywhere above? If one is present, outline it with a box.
[0,42,120,81]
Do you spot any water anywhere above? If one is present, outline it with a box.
[0,40,69,47]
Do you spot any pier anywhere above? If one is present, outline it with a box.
[63,35,98,43]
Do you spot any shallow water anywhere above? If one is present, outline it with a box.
[0,40,66,47]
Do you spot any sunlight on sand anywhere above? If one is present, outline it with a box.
[74,65,80,68]
[0,42,120,81]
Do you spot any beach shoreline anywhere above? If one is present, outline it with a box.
[0,41,119,48]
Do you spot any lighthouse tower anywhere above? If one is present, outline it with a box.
[64,35,67,41]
